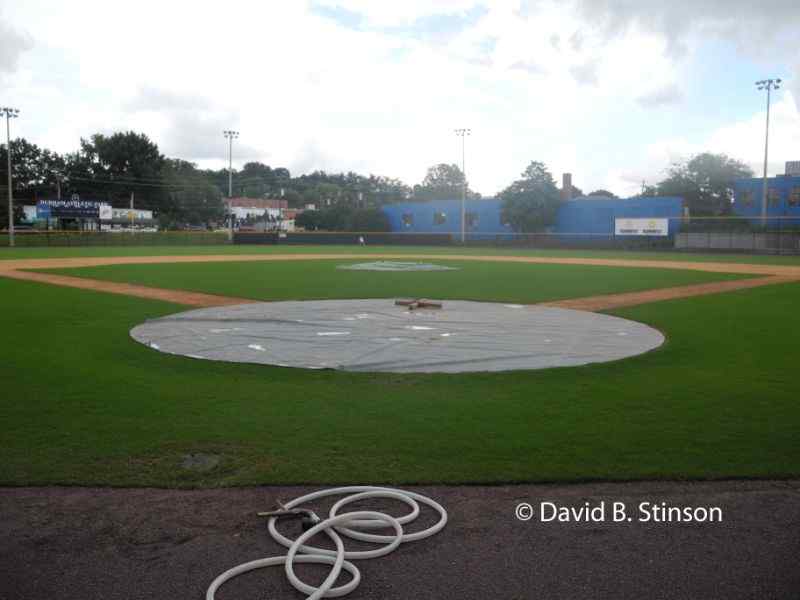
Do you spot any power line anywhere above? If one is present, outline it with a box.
[65,174,221,190]
[63,170,292,190]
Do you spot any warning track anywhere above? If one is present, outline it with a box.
[1,253,798,310]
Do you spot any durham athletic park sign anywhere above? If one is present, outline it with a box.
[614,218,669,236]
[36,199,112,220]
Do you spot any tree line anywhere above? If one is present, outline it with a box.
[1,130,754,232]
[498,153,753,232]
[0,131,480,229]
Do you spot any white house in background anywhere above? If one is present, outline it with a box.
[226,197,297,230]
[226,197,287,221]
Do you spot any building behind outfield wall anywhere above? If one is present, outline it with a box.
[674,161,800,253]
[731,162,800,226]
[381,174,684,242]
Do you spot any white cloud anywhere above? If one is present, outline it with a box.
[0,16,32,76]
[613,93,800,196]
[706,93,800,176]
[569,60,599,86]
[636,83,684,108]
[0,0,798,200]
[571,0,800,57]
[311,0,483,27]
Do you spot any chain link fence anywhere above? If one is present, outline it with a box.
[674,217,800,254]
[4,217,800,254]
[0,230,229,247]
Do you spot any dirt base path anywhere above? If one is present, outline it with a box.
[543,275,799,311]
[2,268,255,307]
[1,253,799,310]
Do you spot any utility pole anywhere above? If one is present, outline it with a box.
[2,107,20,247]
[223,130,239,240]
[454,128,471,243]
[756,79,781,225]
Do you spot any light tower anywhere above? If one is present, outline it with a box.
[454,128,471,243]
[223,130,239,239]
[2,107,20,247]
[755,79,781,224]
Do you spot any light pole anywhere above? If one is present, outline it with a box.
[756,79,781,225]
[454,128,470,243]
[223,130,239,239]
[2,107,20,247]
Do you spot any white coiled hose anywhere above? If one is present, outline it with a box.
[206,486,447,600]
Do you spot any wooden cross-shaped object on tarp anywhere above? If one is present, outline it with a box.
[395,298,443,310]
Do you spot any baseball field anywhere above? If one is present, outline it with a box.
[2,245,799,488]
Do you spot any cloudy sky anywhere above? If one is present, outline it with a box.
[1,0,799,196]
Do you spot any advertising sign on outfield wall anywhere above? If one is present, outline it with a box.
[35,200,114,220]
[615,218,669,236]
[37,199,101,219]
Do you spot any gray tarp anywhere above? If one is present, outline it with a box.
[130,299,664,373]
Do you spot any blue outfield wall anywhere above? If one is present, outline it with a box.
[382,198,514,237]
[556,196,684,236]
[732,176,800,227]
[382,196,684,237]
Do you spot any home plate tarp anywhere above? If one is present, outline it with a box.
[130,299,664,373]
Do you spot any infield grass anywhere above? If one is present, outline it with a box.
[36,260,748,304]
[0,265,797,487]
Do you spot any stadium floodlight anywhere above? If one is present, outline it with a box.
[223,130,239,239]
[454,128,471,243]
[2,107,20,247]
[755,79,781,224]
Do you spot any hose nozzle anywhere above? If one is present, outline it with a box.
[257,506,320,530]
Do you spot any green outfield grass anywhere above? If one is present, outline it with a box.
[3,242,800,265]
[36,260,748,304]
[0,263,797,487]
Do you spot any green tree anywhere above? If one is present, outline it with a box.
[160,159,225,227]
[640,184,660,197]
[588,189,618,198]
[288,170,409,209]
[317,205,352,230]
[238,162,281,197]
[0,138,66,201]
[68,131,167,210]
[0,191,25,225]
[283,189,303,207]
[568,184,584,198]
[350,207,390,231]
[657,153,753,215]
[499,161,561,232]
[295,209,321,230]
[295,206,389,232]
[413,163,477,201]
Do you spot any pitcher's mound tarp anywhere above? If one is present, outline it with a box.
[337,261,459,272]
[130,299,664,373]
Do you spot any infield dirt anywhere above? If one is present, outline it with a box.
[1,253,798,310]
